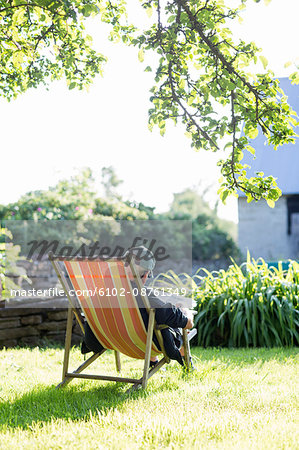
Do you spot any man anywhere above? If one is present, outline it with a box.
[82,246,194,368]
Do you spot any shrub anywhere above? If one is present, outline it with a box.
[151,255,299,347]
[192,214,239,260]
[194,255,299,347]
[163,187,239,262]
[0,228,30,299]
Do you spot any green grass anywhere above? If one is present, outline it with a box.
[0,346,298,449]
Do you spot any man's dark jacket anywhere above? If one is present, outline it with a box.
[83,285,188,365]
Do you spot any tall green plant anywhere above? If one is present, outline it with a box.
[194,255,299,347]
[151,254,299,347]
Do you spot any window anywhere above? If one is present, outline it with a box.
[287,195,299,235]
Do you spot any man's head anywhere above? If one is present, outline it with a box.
[125,245,156,279]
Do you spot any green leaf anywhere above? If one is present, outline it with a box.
[187,95,196,106]
[246,128,259,139]
[235,151,243,162]
[12,51,23,67]
[12,9,26,25]
[146,7,153,18]
[290,72,299,84]
[266,199,275,208]
[220,190,229,204]
[246,145,256,156]
[259,55,268,70]
[224,142,233,150]
[247,194,253,203]
[179,79,185,89]
[138,49,144,62]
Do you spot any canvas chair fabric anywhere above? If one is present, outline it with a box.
[63,259,161,359]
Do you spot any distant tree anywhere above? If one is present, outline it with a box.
[0,168,149,255]
[125,201,156,219]
[192,214,239,261]
[0,168,97,221]
[101,166,123,200]
[0,168,149,221]
[168,188,213,219]
[164,187,239,261]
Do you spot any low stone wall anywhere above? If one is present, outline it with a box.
[0,298,83,349]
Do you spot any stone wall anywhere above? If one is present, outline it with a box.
[0,258,82,349]
[0,298,83,349]
[238,196,299,260]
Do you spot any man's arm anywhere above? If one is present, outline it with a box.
[179,307,194,329]
[149,294,194,330]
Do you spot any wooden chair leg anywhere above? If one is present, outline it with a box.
[142,308,155,389]
[182,328,197,371]
[60,307,74,384]
[114,351,121,372]
[182,328,191,370]
[127,357,167,394]
[56,351,105,388]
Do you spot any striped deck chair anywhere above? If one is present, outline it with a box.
[49,253,196,390]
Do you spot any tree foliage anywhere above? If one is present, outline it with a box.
[163,187,239,261]
[0,0,298,203]
[0,170,238,262]
[0,168,148,221]
[0,0,129,97]
[101,166,124,200]
[169,187,215,219]
[132,0,298,204]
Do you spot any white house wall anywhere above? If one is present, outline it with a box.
[238,196,299,261]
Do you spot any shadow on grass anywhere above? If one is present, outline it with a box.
[0,382,148,431]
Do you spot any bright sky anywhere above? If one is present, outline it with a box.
[1,0,299,222]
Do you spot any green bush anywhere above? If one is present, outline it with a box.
[161,187,239,262]
[0,228,30,299]
[194,255,299,347]
[0,169,150,254]
[0,169,149,222]
[0,170,239,263]
[192,214,239,260]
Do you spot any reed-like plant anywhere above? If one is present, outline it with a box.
[151,254,299,348]
[194,255,299,347]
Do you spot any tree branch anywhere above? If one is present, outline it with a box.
[167,62,219,150]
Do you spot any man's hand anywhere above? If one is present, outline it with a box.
[176,304,194,329]
[184,309,194,329]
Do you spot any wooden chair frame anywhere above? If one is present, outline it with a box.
[49,253,196,391]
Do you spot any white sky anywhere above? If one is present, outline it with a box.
[1,0,299,222]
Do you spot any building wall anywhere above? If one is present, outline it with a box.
[238,196,299,260]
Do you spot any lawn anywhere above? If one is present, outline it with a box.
[0,346,298,449]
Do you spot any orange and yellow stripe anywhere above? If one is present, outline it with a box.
[64,260,161,359]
